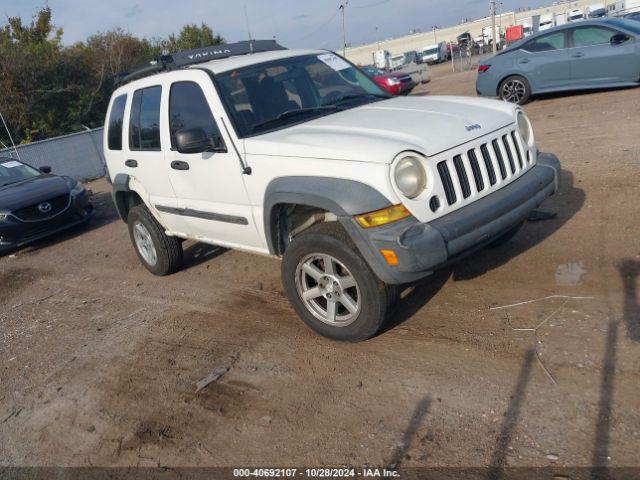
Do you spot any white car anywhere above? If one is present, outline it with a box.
[104,40,561,342]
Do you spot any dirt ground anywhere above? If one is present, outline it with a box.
[1,64,639,473]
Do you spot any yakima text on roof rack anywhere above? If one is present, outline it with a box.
[114,39,287,87]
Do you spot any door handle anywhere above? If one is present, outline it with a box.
[571,52,585,58]
[125,159,138,168]
[171,160,190,171]
[519,59,530,64]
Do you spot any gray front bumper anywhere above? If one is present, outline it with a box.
[341,152,561,285]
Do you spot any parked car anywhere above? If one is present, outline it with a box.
[360,65,416,95]
[539,13,556,31]
[402,50,421,65]
[106,40,560,342]
[421,42,448,63]
[568,8,586,22]
[390,53,405,69]
[0,158,93,253]
[457,32,472,46]
[476,18,640,104]
[623,11,640,21]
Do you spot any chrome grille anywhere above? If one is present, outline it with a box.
[436,129,532,207]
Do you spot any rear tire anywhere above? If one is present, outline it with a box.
[282,222,391,342]
[499,75,531,105]
[127,205,183,276]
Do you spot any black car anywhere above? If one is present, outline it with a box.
[0,158,93,253]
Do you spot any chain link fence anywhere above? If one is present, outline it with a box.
[451,46,494,73]
[0,128,105,181]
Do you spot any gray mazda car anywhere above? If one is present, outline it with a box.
[476,18,640,104]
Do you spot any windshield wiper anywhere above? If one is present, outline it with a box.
[251,106,343,132]
[321,93,389,107]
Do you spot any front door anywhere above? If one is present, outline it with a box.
[162,71,263,251]
[519,30,570,92]
[569,26,638,86]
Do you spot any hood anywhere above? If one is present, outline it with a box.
[0,175,72,212]
[244,95,516,163]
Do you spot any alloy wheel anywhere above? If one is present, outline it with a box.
[501,79,527,104]
[133,221,158,266]
[295,253,361,327]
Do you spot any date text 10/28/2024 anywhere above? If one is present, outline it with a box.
[233,468,400,478]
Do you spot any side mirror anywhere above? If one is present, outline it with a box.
[175,128,226,154]
[39,166,52,174]
[610,34,629,45]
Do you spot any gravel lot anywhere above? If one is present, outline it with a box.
[1,64,639,471]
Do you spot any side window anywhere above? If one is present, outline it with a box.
[524,31,566,52]
[572,27,615,47]
[129,86,162,151]
[107,95,127,150]
[169,81,223,148]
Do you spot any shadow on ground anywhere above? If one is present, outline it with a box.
[182,242,229,270]
[452,169,584,281]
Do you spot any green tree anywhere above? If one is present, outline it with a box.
[0,7,224,146]
[164,23,224,52]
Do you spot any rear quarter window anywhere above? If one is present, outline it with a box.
[107,94,127,151]
[129,86,162,151]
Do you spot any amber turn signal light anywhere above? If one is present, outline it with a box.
[355,204,411,229]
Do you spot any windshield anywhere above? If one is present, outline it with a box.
[606,18,640,34]
[423,48,439,55]
[362,66,384,76]
[0,159,41,187]
[215,53,390,137]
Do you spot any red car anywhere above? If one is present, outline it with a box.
[360,66,416,95]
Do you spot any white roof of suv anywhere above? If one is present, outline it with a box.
[191,49,326,74]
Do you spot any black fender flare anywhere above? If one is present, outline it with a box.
[111,173,132,221]
[263,176,393,255]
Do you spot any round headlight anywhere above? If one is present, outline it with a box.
[517,110,533,146]
[394,156,426,199]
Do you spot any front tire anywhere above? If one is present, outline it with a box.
[282,222,391,342]
[499,75,531,105]
[127,205,183,276]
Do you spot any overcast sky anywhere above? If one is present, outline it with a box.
[5,0,543,49]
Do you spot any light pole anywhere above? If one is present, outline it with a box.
[432,26,438,44]
[489,0,497,53]
[340,1,349,57]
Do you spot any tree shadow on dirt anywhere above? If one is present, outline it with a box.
[590,321,619,480]
[452,169,584,281]
[487,349,535,480]
[618,259,640,342]
[589,262,640,478]
[387,395,432,469]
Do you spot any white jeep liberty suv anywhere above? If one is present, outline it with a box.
[104,40,561,342]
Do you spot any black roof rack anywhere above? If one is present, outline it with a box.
[114,39,287,87]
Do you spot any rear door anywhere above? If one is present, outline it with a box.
[163,71,263,251]
[518,30,571,91]
[124,82,187,233]
[569,25,638,86]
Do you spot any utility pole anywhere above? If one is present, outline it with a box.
[340,1,349,57]
[432,26,438,44]
[489,0,497,53]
